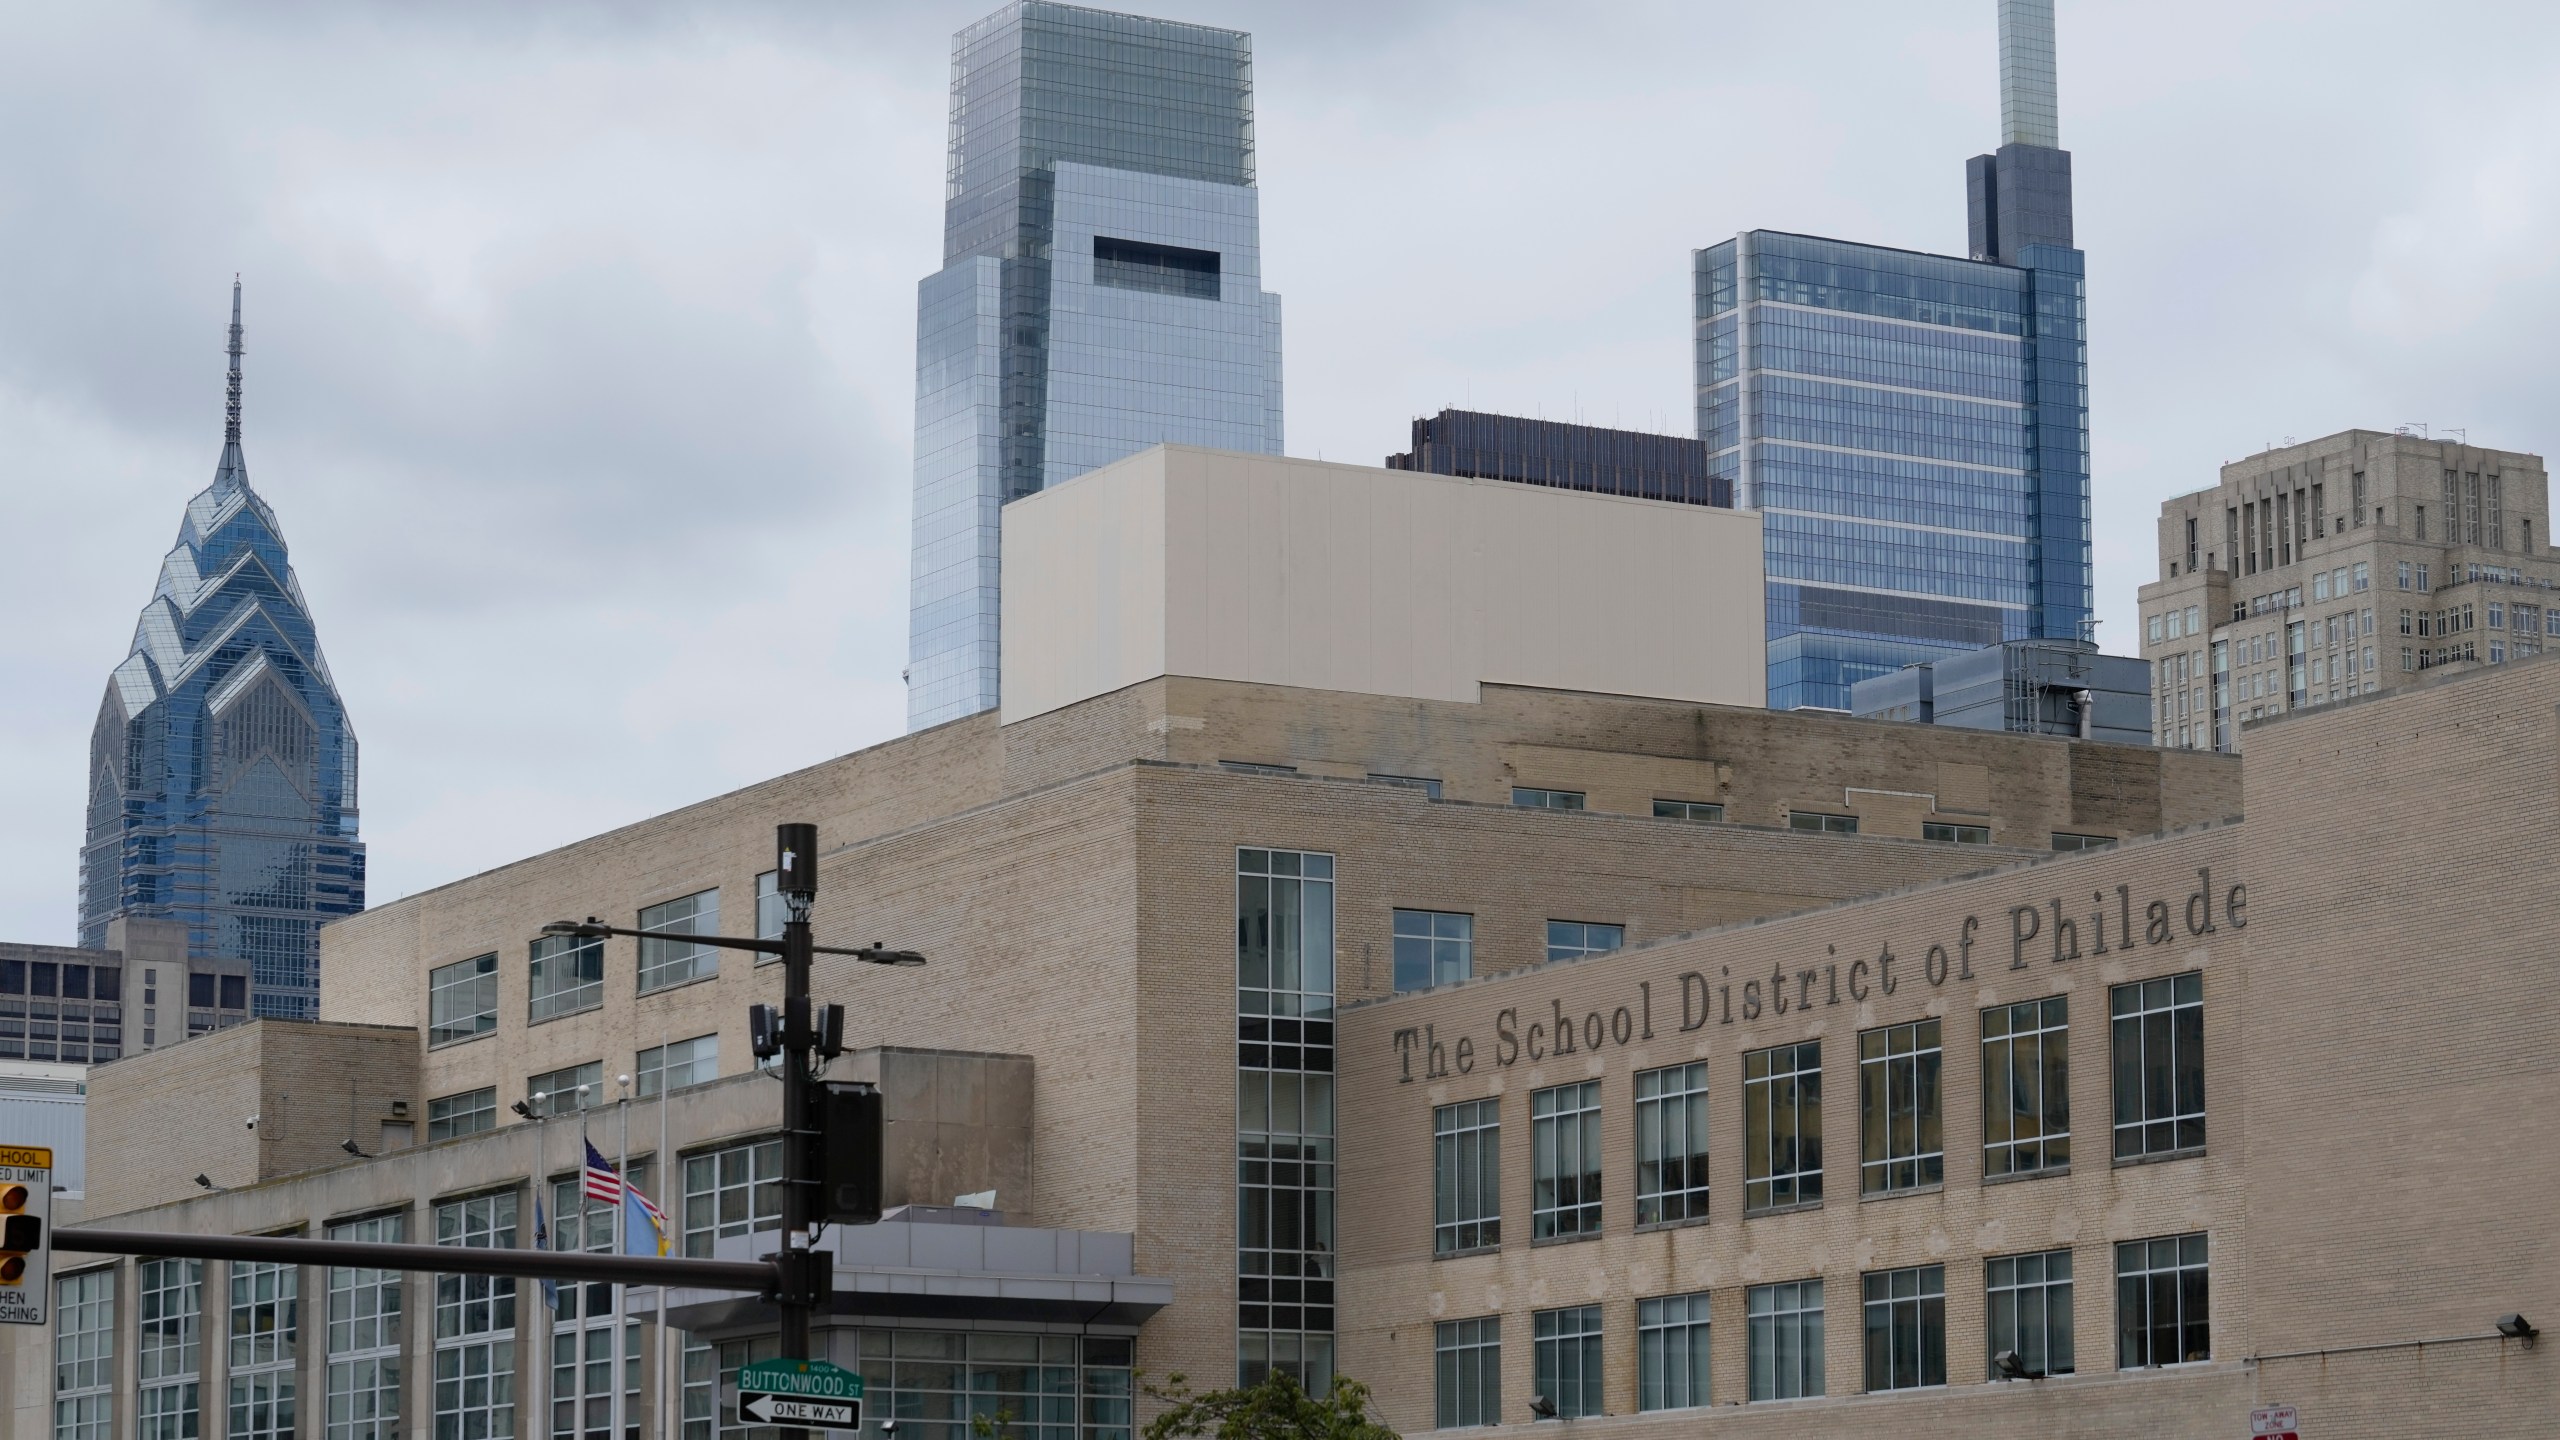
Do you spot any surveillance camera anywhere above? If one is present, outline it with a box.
[244,1115,259,1129]
[881,1421,898,1437]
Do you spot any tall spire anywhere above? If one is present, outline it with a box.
[225,276,244,446]
[1996,0,2060,149]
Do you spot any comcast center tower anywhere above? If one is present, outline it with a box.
[907,1,1285,730]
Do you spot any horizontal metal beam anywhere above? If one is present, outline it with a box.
[57,1228,777,1292]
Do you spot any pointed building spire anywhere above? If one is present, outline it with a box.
[226,276,244,446]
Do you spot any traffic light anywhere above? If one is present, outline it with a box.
[0,1148,51,1326]
[815,1081,882,1225]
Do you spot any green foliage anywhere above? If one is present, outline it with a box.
[1142,1370,1400,1440]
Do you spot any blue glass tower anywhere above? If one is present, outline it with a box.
[78,284,364,1018]
[1700,0,2090,711]
[907,0,1284,730]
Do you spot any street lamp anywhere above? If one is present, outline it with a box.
[542,821,924,1440]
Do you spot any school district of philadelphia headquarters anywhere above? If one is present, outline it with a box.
[7,447,2553,1440]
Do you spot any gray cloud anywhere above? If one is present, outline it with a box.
[8,0,2560,937]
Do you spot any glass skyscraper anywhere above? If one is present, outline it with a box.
[908,1,1284,730]
[79,284,364,1018]
[1701,0,2090,712]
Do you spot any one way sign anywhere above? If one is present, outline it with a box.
[737,1358,864,1432]
[742,1393,860,1428]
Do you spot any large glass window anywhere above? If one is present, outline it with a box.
[138,1257,203,1440]
[637,889,720,993]
[1432,1099,1500,1255]
[1986,1249,2074,1378]
[1434,1318,1500,1429]
[1532,1306,1603,1419]
[433,1192,518,1440]
[637,1035,718,1098]
[1858,1019,1943,1194]
[547,1169,645,1440]
[846,1330,1131,1440]
[1235,847,1337,1392]
[2116,1234,2210,1368]
[427,1088,497,1143]
[527,1062,603,1119]
[1636,1294,1710,1411]
[1635,1063,1709,1225]
[678,1334,773,1440]
[1746,1280,1825,1401]
[1543,921,1623,963]
[527,934,602,1023]
[1789,812,1857,834]
[427,954,498,1047]
[229,1259,299,1440]
[2111,973,2204,1159]
[753,870,786,944]
[325,1212,403,1440]
[1861,1265,1946,1392]
[1392,910,1473,992]
[1744,1041,1822,1212]
[682,1138,783,1257]
[1921,822,1989,845]
[1530,1082,1601,1239]
[1512,787,1585,810]
[1983,997,2069,1178]
[1652,798,1724,823]
[54,1267,116,1440]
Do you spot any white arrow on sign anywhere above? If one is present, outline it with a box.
[742,1394,860,1427]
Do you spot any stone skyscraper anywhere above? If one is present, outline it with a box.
[906,0,1284,730]
[79,283,364,1018]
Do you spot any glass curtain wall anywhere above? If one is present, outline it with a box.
[228,1260,299,1440]
[433,1192,519,1440]
[324,1214,403,1440]
[1235,847,1335,1387]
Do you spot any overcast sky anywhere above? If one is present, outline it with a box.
[6,0,2559,941]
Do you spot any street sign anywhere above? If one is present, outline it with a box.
[739,1357,863,1431]
[0,1145,54,1326]
[2250,1402,2300,1438]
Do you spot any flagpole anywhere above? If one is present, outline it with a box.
[616,1079,632,1440]
[657,1026,673,1440]
[580,1092,595,1440]
[527,1093,550,1440]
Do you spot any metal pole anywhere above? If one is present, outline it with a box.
[615,1087,631,1440]
[51,1229,771,1290]
[775,821,821,1440]
[657,1031,673,1440]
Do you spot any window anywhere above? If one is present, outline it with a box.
[2117,1234,2210,1367]
[2050,832,2113,852]
[679,1334,773,1440]
[2185,604,2200,634]
[426,1087,496,1142]
[1862,1265,1946,1392]
[1434,1319,1500,1428]
[637,888,720,993]
[1092,235,1220,300]
[682,1137,782,1256]
[1651,799,1723,823]
[325,1212,402,1440]
[637,1034,718,1097]
[1393,910,1473,992]
[527,933,602,1023]
[433,1192,518,1440]
[426,954,497,1048]
[2112,973,2204,1160]
[2490,601,2507,630]
[2166,607,2183,638]
[753,870,787,944]
[1637,1294,1711,1411]
[1788,812,1857,834]
[2398,560,2412,590]
[1236,848,1338,1388]
[1530,1082,1601,1239]
[54,1268,116,1440]
[1635,1063,1709,1225]
[138,1257,203,1440]
[2417,563,2430,590]
[1744,1041,1822,1212]
[1221,760,1298,777]
[1922,822,1989,845]
[1368,773,1442,799]
[1858,1020,1942,1194]
[2145,614,2161,643]
[1982,997,2069,1178]
[1746,1281,1825,1401]
[527,1061,602,1119]
[1532,1307,1603,1419]
[2312,571,2329,602]
[2399,607,2414,635]
[836,1331,1130,1440]
[1512,787,1585,810]
[229,1259,298,1440]
[1986,1249,2074,1378]
[1544,921,1622,963]
[1432,1099,1500,1255]
[2353,561,2369,591]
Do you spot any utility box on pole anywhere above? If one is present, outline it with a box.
[818,1083,883,1225]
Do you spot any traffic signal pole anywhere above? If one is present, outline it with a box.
[772,821,824,1440]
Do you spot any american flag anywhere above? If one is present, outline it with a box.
[583,1141,669,1229]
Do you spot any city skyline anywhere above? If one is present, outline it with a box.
[8,0,2560,940]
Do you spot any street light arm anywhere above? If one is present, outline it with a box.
[540,921,923,965]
